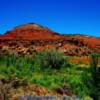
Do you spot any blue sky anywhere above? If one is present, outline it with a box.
[0,0,100,37]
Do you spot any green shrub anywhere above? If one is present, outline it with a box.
[33,49,69,71]
[89,53,100,100]
[82,53,100,100]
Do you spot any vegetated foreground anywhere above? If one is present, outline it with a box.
[0,23,100,100]
[0,50,100,100]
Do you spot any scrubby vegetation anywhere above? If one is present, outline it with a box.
[0,49,100,99]
[90,53,100,100]
[33,49,70,71]
[82,53,100,100]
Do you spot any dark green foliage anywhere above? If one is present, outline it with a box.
[82,53,100,100]
[33,49,69,71]
[89,53,100,100]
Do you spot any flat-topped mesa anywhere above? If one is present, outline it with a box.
[0,23,63,40]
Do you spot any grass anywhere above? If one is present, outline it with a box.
[0,50,99,99]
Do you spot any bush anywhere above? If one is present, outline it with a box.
[82,53,100,100]
[89,53,100,100]
[33,49,69,71]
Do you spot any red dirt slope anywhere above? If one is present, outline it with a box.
[64,35,100,53]
[0,23,100,56]
[0,23,63,40]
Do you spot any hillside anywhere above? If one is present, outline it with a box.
[0,23,100,56]
[0,23,100,100]
[0,23,63,40]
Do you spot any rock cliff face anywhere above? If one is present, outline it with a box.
[0,23,100,56]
